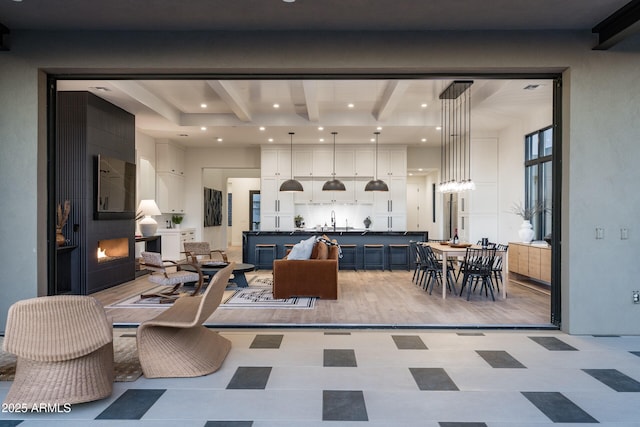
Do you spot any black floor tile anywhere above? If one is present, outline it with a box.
[204,422,253,427]
[456,332,485,336]
[630,351,640,358]
[250,334,283,349]
[324,331,351,335]
[476,350,526,368]
[226,366,272,389]
[583,368,640,392]
[529,336,578,351]
[95,389,165,420]
[439,423,488,427]
[0,421,24,427]
[322,390,368,421]
[324,349,357,367]
[410,367,459,391]
[392,335,428,349]
[522,391,598,423]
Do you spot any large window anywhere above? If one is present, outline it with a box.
[525,126,553,240]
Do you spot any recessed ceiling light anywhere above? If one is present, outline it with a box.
[409,173,414,176]
[421,103,428,108]
[436,126,442,131]
[370,138,375,142]
[217,137,223,142]
[418,168,423,172]
[318,126,324,131]
[282,0,295,2]
[348,103,354,108]
[259,126,266,131]
[319,138,324,142]
[268,138,274,142]
[421,138,427,142]
[200,103,207,108]
[273,103,280,108]
[200,127,207,131]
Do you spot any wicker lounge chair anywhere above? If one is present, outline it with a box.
[2,295,113,406]
[136,262,235,378]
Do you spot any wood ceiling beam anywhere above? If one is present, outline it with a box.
[592,0,640,50]
[302,80,320,122]
[206,80,252,122]
[374,81,410,121]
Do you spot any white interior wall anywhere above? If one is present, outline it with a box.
[228,177,261,246]
[1,30,639,333]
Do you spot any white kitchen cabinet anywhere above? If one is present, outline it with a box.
[156,172,185,214]
[335,149,355,176]
[312,149,334,176]
[372,176,407,231]
[377,148,407,176]
[156,141,185,176]
[354,148,375,177]
[293,150,313,177]
[260,176,294,230]
[261,148,292,178]
[354,178,374,204]
[156,228,195,261]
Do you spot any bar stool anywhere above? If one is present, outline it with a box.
[339,244,358,270]
[254,243,277,270]
[388,244,410,271]
[363,244,385,270]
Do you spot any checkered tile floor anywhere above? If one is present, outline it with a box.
[2,329,640,426]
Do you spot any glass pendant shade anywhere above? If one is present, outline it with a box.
[279,132,304,192]
[323,131,346,191]
[365,131,389,192]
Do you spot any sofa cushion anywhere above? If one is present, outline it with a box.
[316,241,329,259]
[287,235,316,260]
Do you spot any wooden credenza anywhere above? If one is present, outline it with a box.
[508,242,551,283]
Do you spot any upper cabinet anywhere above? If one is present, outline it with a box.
[262,148,292,178]
[156,141,185,176]
[376,148,407,176]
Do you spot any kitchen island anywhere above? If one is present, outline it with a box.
[243,230,427,270]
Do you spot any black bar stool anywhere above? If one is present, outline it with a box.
[388,244,410,271]
[255,243,277,270]
[339,244,358,270]
[363,244,385,270]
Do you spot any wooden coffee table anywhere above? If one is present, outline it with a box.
[182,262,255,288]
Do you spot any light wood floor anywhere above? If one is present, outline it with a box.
[93,246,552,328]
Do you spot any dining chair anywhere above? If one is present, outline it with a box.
[491,243,508,292]
[419,244,457,295]
[458,247,497,301]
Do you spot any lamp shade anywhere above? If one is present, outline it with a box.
[279,178,304,192]
[137,199,161,237]
[322,179,346,191]
[137,199,162,216]
[364,179,389,192]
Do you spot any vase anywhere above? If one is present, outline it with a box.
[518,220,535,243]
[56,227,66,247]
[363,217,371,229]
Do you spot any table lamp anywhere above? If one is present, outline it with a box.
[137,199,162,237]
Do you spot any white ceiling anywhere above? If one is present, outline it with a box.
[58,78,553,149]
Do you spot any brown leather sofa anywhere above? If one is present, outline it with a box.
[272,239,339,299]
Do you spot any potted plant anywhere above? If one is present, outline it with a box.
[171,214,184,229]
[294,215,304,228]
[510,201,546,242]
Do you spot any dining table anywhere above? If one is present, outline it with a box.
[425,242,508,299]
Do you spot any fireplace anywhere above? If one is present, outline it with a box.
[97,237,129,263]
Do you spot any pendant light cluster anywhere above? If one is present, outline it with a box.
[364,131,389,192]
[279,130,389,193]
[322,132,346,191]
[279,132,304,192]
[438,80,475,193]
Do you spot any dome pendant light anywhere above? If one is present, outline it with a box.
[365,131,389,192]
[279,132,304,192]
[322,131,346,192]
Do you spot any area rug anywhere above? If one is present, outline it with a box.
[0,329,142,382]
[220,287,315,309]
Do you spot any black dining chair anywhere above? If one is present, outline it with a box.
[419,244,457,295]
[491,243,508,292]
[458,247,497,301]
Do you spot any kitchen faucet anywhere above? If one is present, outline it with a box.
[331,210,336,232]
